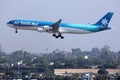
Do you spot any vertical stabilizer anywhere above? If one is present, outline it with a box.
[94,12,114,26]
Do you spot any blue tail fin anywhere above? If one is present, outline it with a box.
[94,12,114,26]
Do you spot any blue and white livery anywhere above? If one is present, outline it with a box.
[7,12,114,39]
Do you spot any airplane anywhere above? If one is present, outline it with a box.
[7,12,114,39]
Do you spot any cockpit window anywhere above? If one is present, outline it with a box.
[10,20,15,24]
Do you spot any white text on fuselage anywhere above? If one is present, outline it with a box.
[14,21,39,26]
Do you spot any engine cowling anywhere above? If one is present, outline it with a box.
[43,26,52,31]
[37,28,44,32]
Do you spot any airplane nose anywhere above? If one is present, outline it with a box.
[7,20,14,26]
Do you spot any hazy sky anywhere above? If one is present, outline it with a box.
[0,0,120,53]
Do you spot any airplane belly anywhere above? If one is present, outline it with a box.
[59,27,92,34]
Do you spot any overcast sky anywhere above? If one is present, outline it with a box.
[0,0,120,53]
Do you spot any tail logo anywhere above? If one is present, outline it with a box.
[101,18,108,26]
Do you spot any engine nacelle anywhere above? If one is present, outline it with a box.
[43,26,52,31]
[37,28,44,32]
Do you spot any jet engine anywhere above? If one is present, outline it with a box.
[43,26,52,31]
[37,28,44,32]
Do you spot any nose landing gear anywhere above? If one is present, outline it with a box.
[15,29,18,33]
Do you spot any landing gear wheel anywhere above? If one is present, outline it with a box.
[55,36,59,38]
[53,34,56,37]
[58,33,64,39]
[60,36,64,39]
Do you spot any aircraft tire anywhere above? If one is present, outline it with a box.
[55,36,59,38]
[53,34,56,37]
[61,36,64,39]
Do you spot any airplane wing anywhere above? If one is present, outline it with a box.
[51,19,62,32]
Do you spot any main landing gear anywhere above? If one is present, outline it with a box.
[53,33,64,39]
